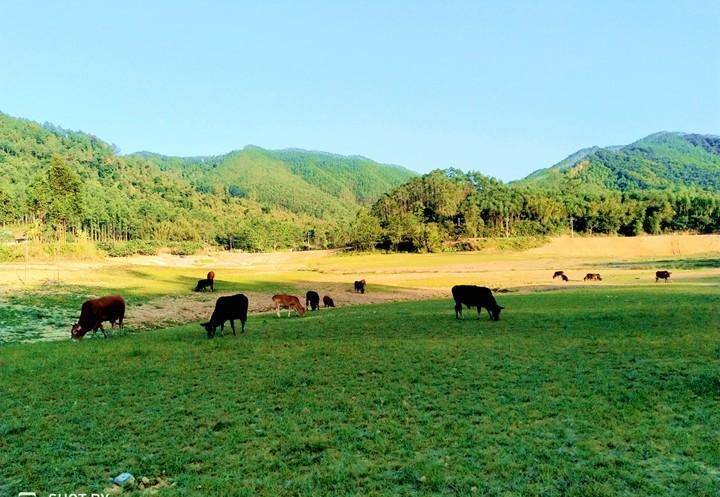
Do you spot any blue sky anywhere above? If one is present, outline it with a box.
[1,1,718,180]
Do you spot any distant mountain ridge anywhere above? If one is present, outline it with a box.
[523,132,720,191]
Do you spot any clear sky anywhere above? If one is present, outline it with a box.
[1,1,718,180]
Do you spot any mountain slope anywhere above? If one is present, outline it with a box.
[523,132,720,191]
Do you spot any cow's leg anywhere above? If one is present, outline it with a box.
[454,302,462,319]
[241,320,246,333]
[276,303,281,318]
[99,324,107,338]
[230,320,236,336]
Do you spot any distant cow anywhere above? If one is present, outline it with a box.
[560,274,569,282]
[655,270,671,283]
[194,278,214,292]
[451,285,504,321]
[272,294,306,317]
[323,295,335,308]
[207,271,216,281]
[584,273,602,281]
[306,291,320,311]
[354,279,366,294]
[201,294,248,338]
[552,271,565,279]
[71,295,125,339]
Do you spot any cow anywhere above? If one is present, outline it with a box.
[194,278,214,292]
[323,295,335,308]
[272,294,306,317]
[655,270,671,283]
[584,273,602,281]
[201,294,248,338]
[71,295,125,339]
[451,285,504,321]
[354,279,366,294]
[207,271,216,281]
[306,291,320,311]
[552,271,565,279]
[560,274,569,282]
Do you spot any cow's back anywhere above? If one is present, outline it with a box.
[80,295,125,328]
[214,294,248,322]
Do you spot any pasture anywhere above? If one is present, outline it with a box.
[1,285,719,496]
[0,234,719,343]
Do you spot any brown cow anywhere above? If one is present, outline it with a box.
[71,296,125,339]
[272,294,306,317]
[323,295,335,308]
[552,271,565,279]
[353,279,366,294]
[560,274,569,282]
[207,270,216,281]
[584,273,602,281]
[655,270,671,283]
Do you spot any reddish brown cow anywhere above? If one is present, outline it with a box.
[353,279,366,293]
[584,273,602,281]
[71,296,125,339]
[207,271,215,281]
[272,294,306,317]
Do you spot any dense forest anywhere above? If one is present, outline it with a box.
[1,111,718,255]
[0,112,413,252]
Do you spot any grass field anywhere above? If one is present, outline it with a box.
[1,284,719,496]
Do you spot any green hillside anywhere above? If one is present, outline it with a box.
[0,112,414,249]
[524,132,720,191]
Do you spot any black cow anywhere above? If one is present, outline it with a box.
[306,291,320,311]
[201,294,248,338]
[194,278,214,292]
[560,274,569,282]
[451,285,504,321]
[323,295,335,308]
[655,270,671,283]
[584,273,602,281]
[354,279,366,294]
[552,271,565,279]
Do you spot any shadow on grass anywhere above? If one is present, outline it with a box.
[604,257,720,270]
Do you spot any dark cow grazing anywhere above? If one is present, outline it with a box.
[306,291,320,311]
[71,295,125,339]
[272,294,306,317]
[201,294,248,338]
[194,278,214,292]
[207,271,215,281]
[656,270,671,283]
[552,271,565,279]
[584,273,602,281]
[354,279,366,294]
[451,285,504,321]
[323,295,335,308]
[560,274,569,282]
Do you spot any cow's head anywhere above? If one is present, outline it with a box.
[70,323,85,340]
[297,305,306,317]
[201,321,216,339]
[490,305,504,321]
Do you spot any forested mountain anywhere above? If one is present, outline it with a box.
[523,132,720,191]
[0,112,413,250]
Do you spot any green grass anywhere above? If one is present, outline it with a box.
[1,286,719,496]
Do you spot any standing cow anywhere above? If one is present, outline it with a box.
[306,291,320,311]
[451,285,504,321]
[201,294,248,338]
[584,273,602,281]
[655,270,671,283]
[353,279,366,294]
[71,296,125,339]
[323,295,335,308]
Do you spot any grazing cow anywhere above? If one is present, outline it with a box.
[552,271,565,279]
[201,294,248,338]
[323,295,335,308]
[272,294,306,317]
[655,270,671,283]
[306,291,320,311]
[71,295,125,339]
[451,285,504,321]
[353,279,366,294]
[560,274,569,282]
[207,271,216,281]
[584,273,602,281]
[194,278,214,292]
